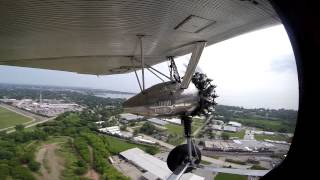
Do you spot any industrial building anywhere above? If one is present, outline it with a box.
[227,121,242,127]
[147,118,168,126]
[133,136,156,144]
[119,113,144,123]
[0,98,83,117]
[99,126,121,135]
[223,125,238,132]
[211,124,223,131]
[120,148,204,180]
[163,118,181,124]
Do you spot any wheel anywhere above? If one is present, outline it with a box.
[166,144,201,173]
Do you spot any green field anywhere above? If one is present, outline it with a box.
[165,124,184,135]
[250,164,268,170]
[0,106,32,129]
[103,135,159,155]
[224,130,245,139]
[165,118,205,135]
[200,160,212,165]
[164,118,205,145]
[235,118,295,133]
[214,173,247,180]
[254,134,290,142]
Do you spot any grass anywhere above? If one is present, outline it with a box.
[214,173,247,180]
[225,159,247,165]
[0,106,32,129]
[164,118,206,145]
[224,130,245,139]
[254,134,289,142]
[200,160,212,165]
[57,140,86,180]
[209,155,220,159]
[165,124,183,135]
[43,150,51,173]
[250,164,268,170]
[103,135,159,155]
[235,118,294,133]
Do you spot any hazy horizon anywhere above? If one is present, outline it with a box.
[0,25,299,110]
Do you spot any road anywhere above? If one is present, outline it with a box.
[35,143,64,180]
[6,116,56,133]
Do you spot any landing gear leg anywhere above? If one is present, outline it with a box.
[167,116,201,173]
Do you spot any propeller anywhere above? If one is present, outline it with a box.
[191,71,218,117]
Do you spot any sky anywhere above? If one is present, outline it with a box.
[0,25,299,110]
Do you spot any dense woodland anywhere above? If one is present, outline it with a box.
[215,105,297,133]
[0,109,159,180]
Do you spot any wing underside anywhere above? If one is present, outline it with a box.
[0,0,279,75]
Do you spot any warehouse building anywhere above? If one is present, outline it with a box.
[120,148,204,180]
[119,113,144,123]
[147,118,168,126]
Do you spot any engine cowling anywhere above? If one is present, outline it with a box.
[123,72,217,117]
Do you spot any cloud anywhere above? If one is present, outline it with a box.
[269,54,297,73]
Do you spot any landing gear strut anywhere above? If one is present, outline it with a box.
[167,116,201,173]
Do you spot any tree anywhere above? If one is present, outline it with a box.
[221,132,230,140]
[120,125,127,131]
[133,129,139,136]
[15,124,25,131]
[0,164,10,180]
[27,161,40,171]
[139,122,158,135]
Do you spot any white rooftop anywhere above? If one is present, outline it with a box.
[147,118,168,126]
[227,121,242,127]
[120,148,204,180]
[120,113,144,121]
[223,126,237,132]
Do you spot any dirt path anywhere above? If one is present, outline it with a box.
[35,143,64,180]
[84,146,99,180]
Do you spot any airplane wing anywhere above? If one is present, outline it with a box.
[0,0,279,75]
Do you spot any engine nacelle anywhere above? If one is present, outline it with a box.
[123,81,199,117]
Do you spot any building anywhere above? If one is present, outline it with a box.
[211,120,224,125]
[120,148,204,180]
[223,125,238,132]
[99,126,121,135]
[133,136,156,144]
[227,121,242,127]
[203,140,276,152]
[163,118,181,124]
[211,124,223,131]
[95,121,105,125]
[120,113,144,123]
[147,118,168,126]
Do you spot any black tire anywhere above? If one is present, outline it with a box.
[167,144,201,173]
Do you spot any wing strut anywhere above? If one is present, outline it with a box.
[146,67,165,82]
[168,56,181,83]
[138,35,145,90]
[133,59,171,81]
[131,59,143,92]
[180,41,206,89]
